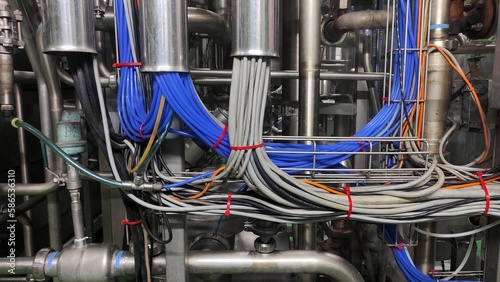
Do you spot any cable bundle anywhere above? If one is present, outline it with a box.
[115,0,171,142]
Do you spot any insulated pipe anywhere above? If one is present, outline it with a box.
[140,0,188,72]
[0,250,363,282]
[323,10,390,45]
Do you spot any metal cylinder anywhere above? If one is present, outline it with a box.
[429,0,450,41]
[0,53,13,116]
[40,0,96,54]
[231,0,279,57]
[140,0,188,72]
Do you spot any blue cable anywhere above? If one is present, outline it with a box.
[115,0,172,142]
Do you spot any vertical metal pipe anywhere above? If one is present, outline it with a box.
[297,2,321,280]
[36,28,64,174]
[282,0,299,136]
[0,53,13,116]
[67,165,85,245]
[417,0,452,275]
[298,0,321,137]
[14,84,29,183]
[17,214,34,257]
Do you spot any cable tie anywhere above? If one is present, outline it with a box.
[382,97,389,101]
[395,241,404,250]
[342,186,352,219]
[357,141,365,152]
[121,219,142,226]
[476,171,490,215]
[139,120,146,139]
[112,62,142,68]
[211,125,228,150]
[230,143,264,151]
[224,192,233,217]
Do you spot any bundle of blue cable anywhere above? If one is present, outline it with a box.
[384,225,477,282]
[155,1,419,170]
[115,0,172,142]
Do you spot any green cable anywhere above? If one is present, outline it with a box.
[12,118,123,188]
[135,121,171,176]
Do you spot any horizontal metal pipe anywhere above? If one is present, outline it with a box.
[0,196,45,225]
[1,250,362,281]
[323,10,390,44]
[190,69,386,80]
[0,181,59,196]
[0,257,33,275]
[188,8,231,45]
[188,251,363,281]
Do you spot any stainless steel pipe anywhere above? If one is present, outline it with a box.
[1,250,363,282]
[140,0,188,72]
[40,0,96,54]
[232,0,279,57]
[190,69,386,80]
[188,8,231,46]
[187,251,363,282]
[0,181,59,196]
[323,10,390,44]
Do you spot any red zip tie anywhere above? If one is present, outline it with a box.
[112,62,142,68]
[357,141,365,152]
[121,219,142,226]
[139,120,146,139]
[382,97,389,101]
[343,186,352,219]
[476,171,490,215]
[350,136,365,152]
[230,143,264,150]
[224,192,233,217]
[396,241,404,250]
[211,125,228,150]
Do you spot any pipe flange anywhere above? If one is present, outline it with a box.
[33,248,53,281]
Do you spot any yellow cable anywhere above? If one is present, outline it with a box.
[129,96,166,173]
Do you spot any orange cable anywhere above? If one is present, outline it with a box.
[442,176,500,190]
[189,166,226,199]
[301,180,346,196]
[427,44,490,163]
